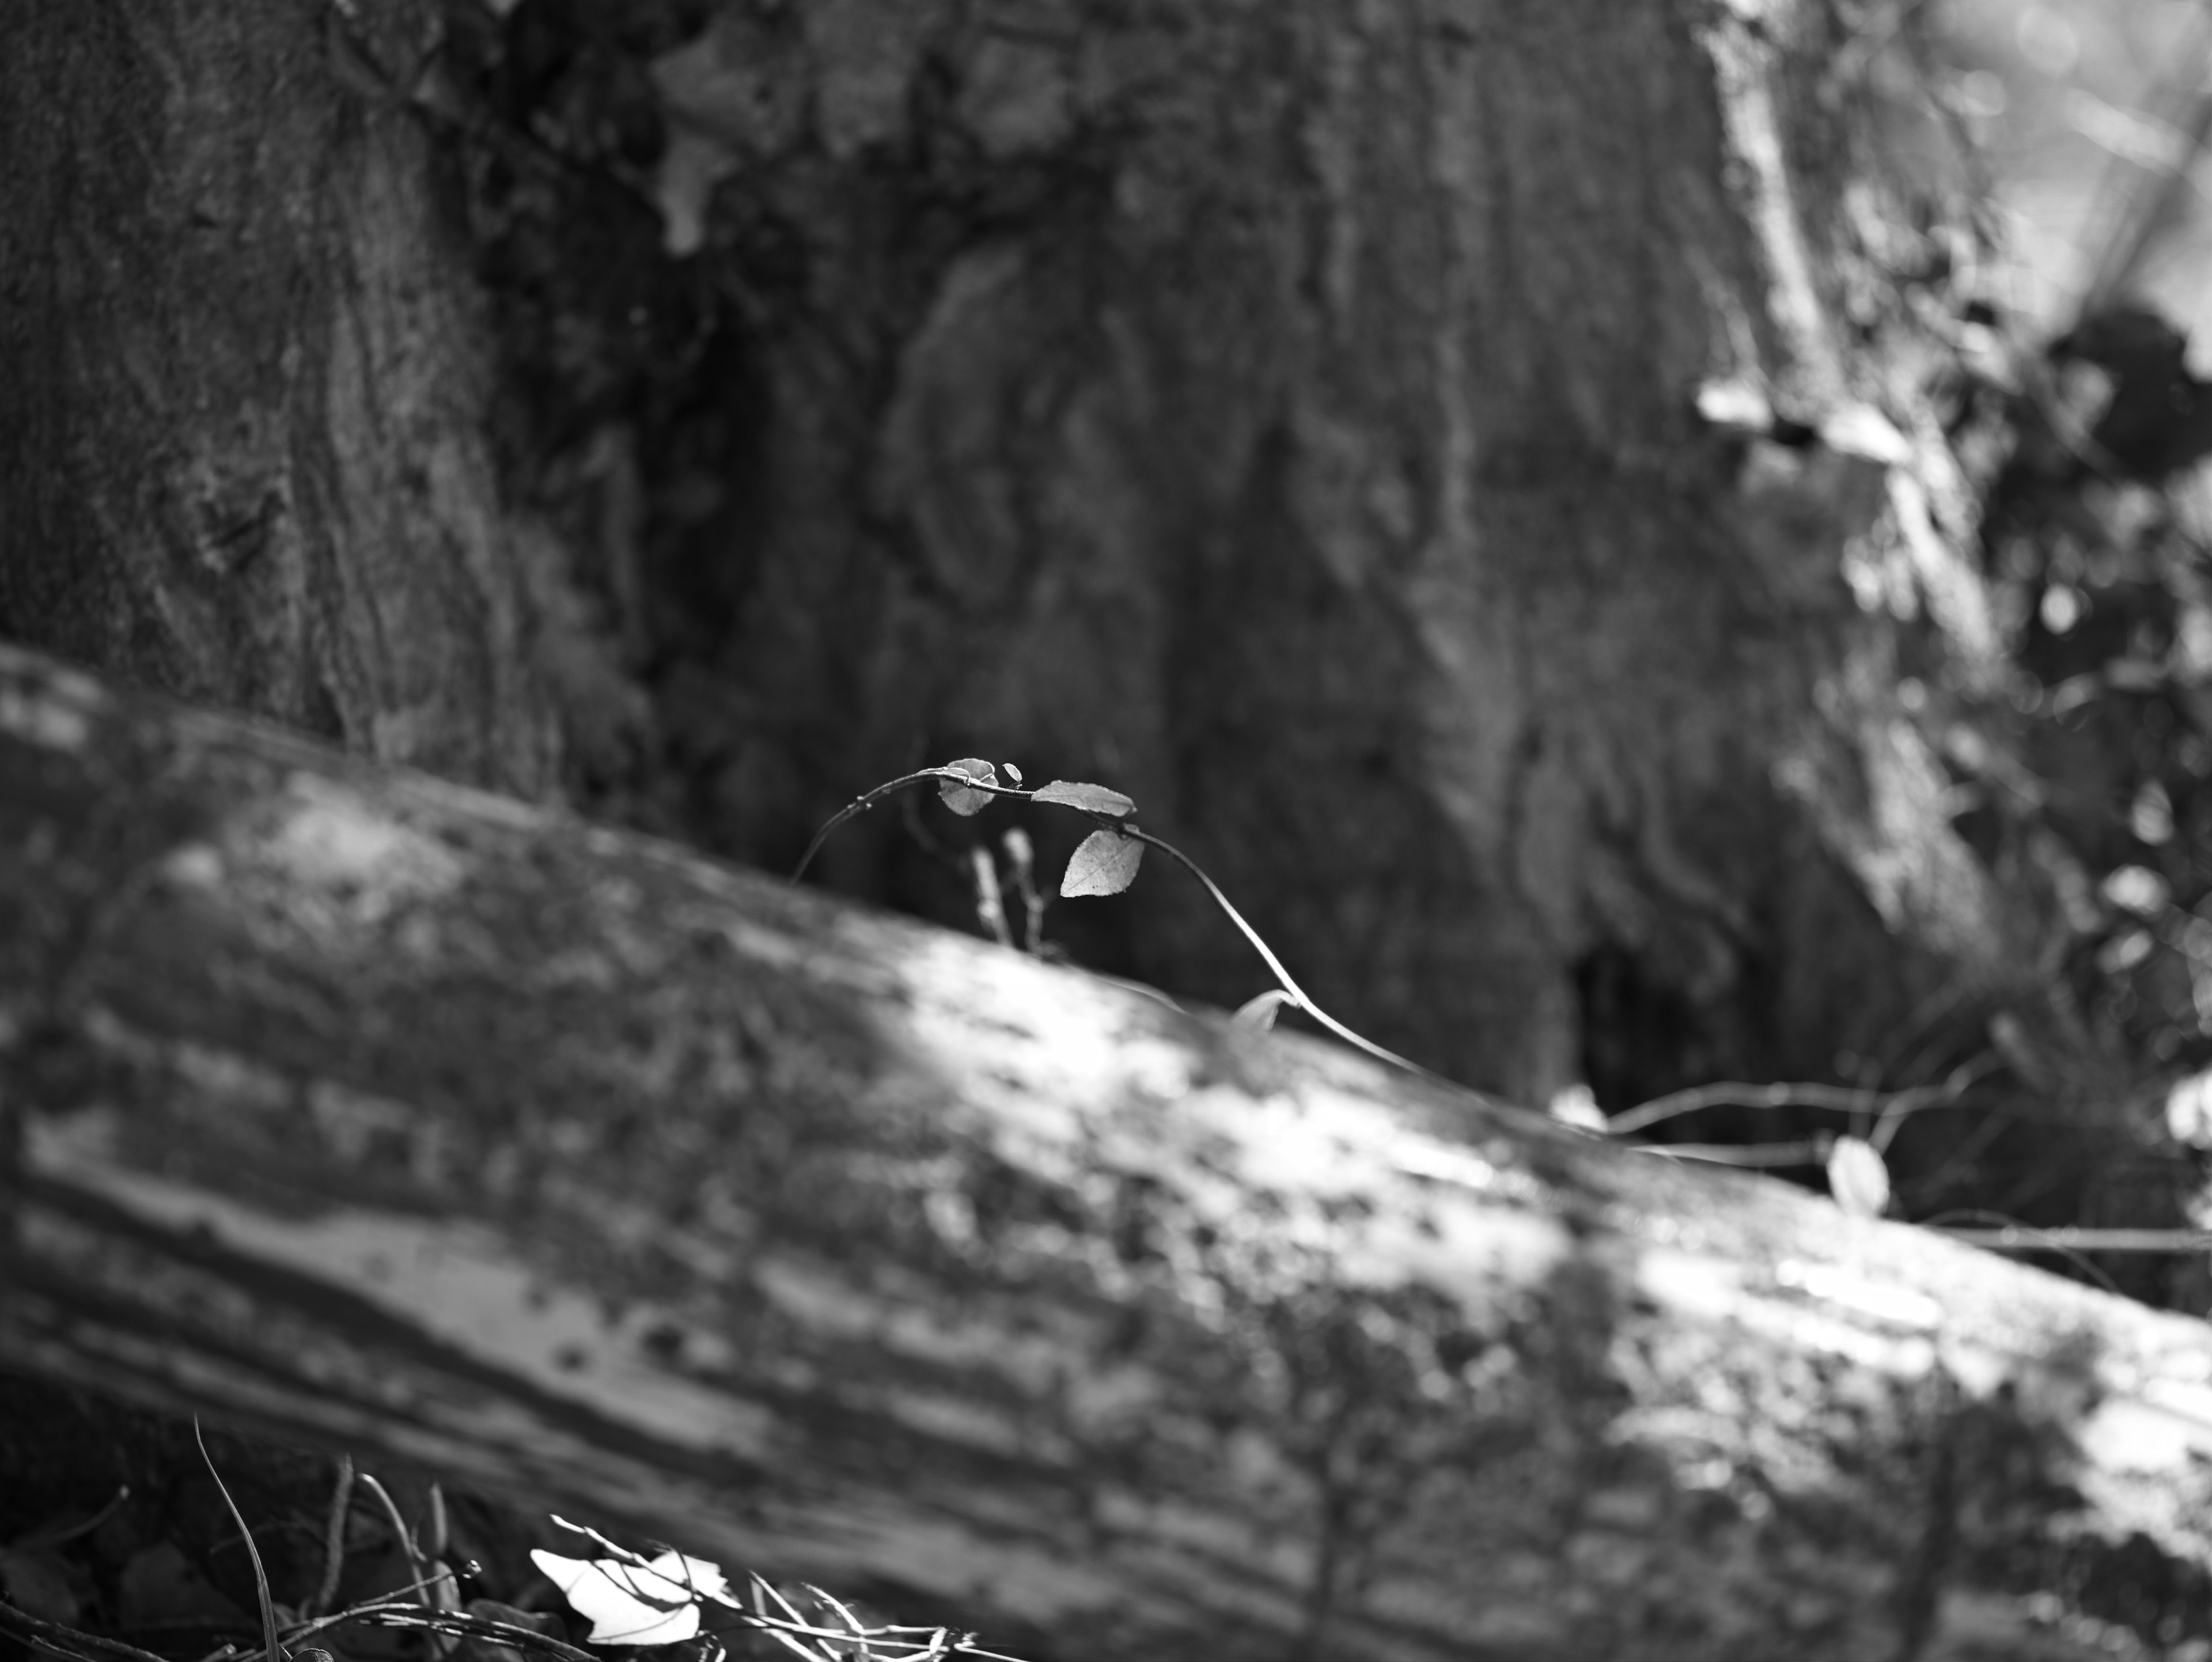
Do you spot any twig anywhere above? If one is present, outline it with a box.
[1934,1224,2212,1254]
[1918,1209,2128,1296]
[0,1602,179,1662]
[1634,1140,1829,1168]
[305,1455,353,1619]
[355,1471,442,1638]
[282,1601,594,1662]
[791,771,1028,885]
[6,1487,128,1553]
[968,846,1013,948]
[1607,1054,1995,1141]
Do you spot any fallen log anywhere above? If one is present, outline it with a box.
[2,642,2210,1662]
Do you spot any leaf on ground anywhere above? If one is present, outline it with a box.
[1062,829,1143,896]
[937,758,997,817]
[1031,779,1136,817]
[1233,990,1294,1032]
[530,1548,737,1645]
[1825,1135,1891,1218]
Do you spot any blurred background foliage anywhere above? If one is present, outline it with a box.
[1840,0,2212,1302]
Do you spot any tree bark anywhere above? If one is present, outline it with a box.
[613,0,2010,1106]
[5,645,2211,1662]
[0,0,2016,1116]
[0,0,589,798]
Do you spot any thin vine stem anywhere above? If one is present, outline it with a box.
[790,766,1450,1088]
[790,770,1032,885]
[1122,827,1455,1089]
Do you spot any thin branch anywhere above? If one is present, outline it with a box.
[354,1470,442,1636]
[1934,1225,2212,1254]
[1634,1141,1829,1168]
[1917,1210,2129,1296]
[0,1604,179,1662]
[305,1454,353,1619]
[285,1603,597,1662]
[1607,1054,1996,1142]
[791,771,1032,885]
[1122,828,1459,1090]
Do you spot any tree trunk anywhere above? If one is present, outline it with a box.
[0,0,585,798]
[612,0,2010,1107]
[5,645,2211,1662]
[0,0,2010,1114]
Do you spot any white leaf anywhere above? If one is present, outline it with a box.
[1547,1084,1608,1133]
[1825,1135,1891,1218]
[529,1549,736,1645]
[2167,1070,2212,1148]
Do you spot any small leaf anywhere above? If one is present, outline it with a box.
[2169,1069,2212,1148]
[1003,762,1024,784]
[1062,829,1143,896]
[937,758,997,817]
[1031,779,1137,817]
[1825,1135,1891,1219]
[1234,990,1294,1032]
[529,1549,737,1645]
[1547,1084,1608,1133]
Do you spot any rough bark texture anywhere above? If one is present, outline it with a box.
[0,0,587,797]
[586,0,2007,1105]
[0,0,2008,1115]
[5,646,2211,1662]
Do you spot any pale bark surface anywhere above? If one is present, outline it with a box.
[3,646,2209,1662]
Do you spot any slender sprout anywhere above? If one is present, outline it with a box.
[192,1420,283,1662]
[305,1455,353,1620]
[1001,827,1046,952]
[355,1471,443,1637]
[793,761,1452,1090]
[968,845,1013,948]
